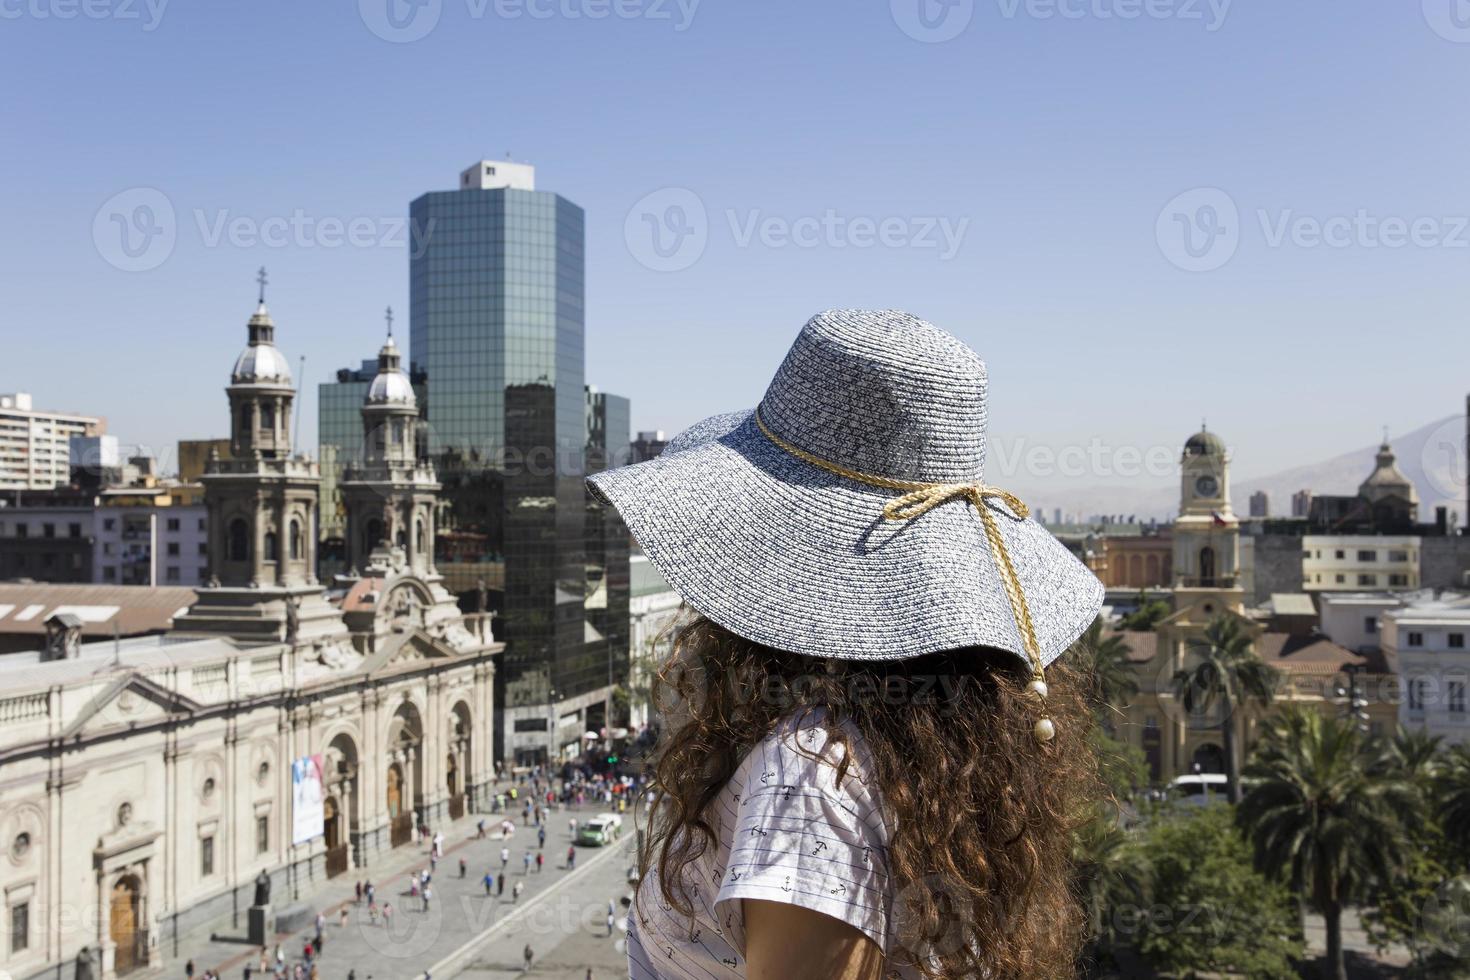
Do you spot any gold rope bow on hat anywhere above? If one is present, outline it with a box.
[755,409,1056,743]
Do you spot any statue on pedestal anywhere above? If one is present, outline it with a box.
[253,869,271,907]
[76,945,95,980]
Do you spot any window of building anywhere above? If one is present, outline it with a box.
[104,518,115,531]
[1358,549,1377,561]
[514,718,548,732]
[69,522,81,538]
[289,519,302,561]
[1335,549,1345,560]
[102,542,112,555]
[1408,631,1424,648]
[264,532,278,562]
[198,542,208,555]
[1333,574,1344,583]
[1451,633,1466,649]
[14,524,26,539]
[167,542,180,556]
[102,567,116,582]
[1389,550,1409,562]
[1357,574,1375,586]
[166,566,180,583]
[256,815,270,854]
[201,836,215,877]
[1451,681,1467,715]
[1364,616,1377,634]
[1389,574,1409,587]
[228,519,250,562]
[167,518,180,532]
[198,567,209,582]
[10,901,28,954]
[1409,678,1427,711]
[42,523,54,538]
[198,518,206,532]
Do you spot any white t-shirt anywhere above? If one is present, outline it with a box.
[627,712,918,979]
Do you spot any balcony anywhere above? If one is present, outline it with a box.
[1176,575,1237,589]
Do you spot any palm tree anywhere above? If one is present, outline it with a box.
[1374,726,1442,788]
[1436,743,1470,863]
[1078,617,1140,711]
[1171,614,1278,804]
[1237,706,1414,980]
[1072,805,1144,976]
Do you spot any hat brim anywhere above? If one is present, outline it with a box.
[588,409,1103,668]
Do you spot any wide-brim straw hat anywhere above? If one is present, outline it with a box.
[587,310,1104,676]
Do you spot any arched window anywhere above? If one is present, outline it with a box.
[261,402,275,430]
[264,531,279,562]
[289,519,302,561]
[228,519,250,562]
[1199,546,1216,585]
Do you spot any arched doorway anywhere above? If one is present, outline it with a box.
[448,701,472,817]
[1192,742,1225,774]
[110,875,143,975]
[386,700,423,848]
[324,733,359,876]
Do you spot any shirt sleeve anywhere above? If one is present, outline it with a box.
[713,731,891,955]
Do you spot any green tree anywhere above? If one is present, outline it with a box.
[1119,591,1171,632]
[1172,614,1278,804]
[1436,743,1470,867]
[1072,805,1145,976]
[1077,617,1140,711]
[1237,706,1415,980]
[1131,804,1302,979]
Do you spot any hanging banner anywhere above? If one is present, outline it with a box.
[291,754,326,845]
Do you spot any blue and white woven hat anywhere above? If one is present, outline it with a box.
[587,309,1104,684]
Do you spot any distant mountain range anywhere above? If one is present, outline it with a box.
[1015,415,1467,525]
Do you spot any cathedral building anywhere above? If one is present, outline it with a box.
[0,287,500,980]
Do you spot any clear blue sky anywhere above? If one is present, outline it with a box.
[3,0,1468,495]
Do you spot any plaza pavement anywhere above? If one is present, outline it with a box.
[135,795,636,980]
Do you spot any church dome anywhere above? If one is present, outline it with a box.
[231,302,294,385]
[1361,441,1418,502]
[1184,428,1226,457]
[366,337,416,407]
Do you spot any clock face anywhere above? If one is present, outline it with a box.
[1195,475,1219,497]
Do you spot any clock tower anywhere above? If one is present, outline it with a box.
[1171,426,1243,607]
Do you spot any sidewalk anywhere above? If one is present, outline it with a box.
[142,794,632,980]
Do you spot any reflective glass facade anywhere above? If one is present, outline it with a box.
[410,185,626,736]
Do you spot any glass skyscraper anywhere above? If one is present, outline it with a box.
[410,162,629,763]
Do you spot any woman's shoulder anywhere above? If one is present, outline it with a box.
[734,709,881,810]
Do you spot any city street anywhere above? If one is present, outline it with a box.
[136,795,636,980]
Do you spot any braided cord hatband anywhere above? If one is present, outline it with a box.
[753,409,1056,742]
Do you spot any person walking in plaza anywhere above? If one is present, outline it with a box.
[354,881,362,904]
[273,944,283,970]
[499,845,509,872]
[606,910,615,938]
[368,899,378,925]
[522,850,531,875]
[568,816,576,837]
[522,944,533,973]
[382,902,393,928]
[511,880,523,904]
[497,874,505,898]
[565,845,575,870]
[535,851,543,873]
[589,311,1105,979]
[338,905,349,929]
[458,855,467,879]
[433,830,444,858]
[186,958,196,980]
[421,884,432,913]
[363,880,374,906]
[537,825,545,850]
[483,871,494,896]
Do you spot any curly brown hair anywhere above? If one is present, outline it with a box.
[637,614,1100,979]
